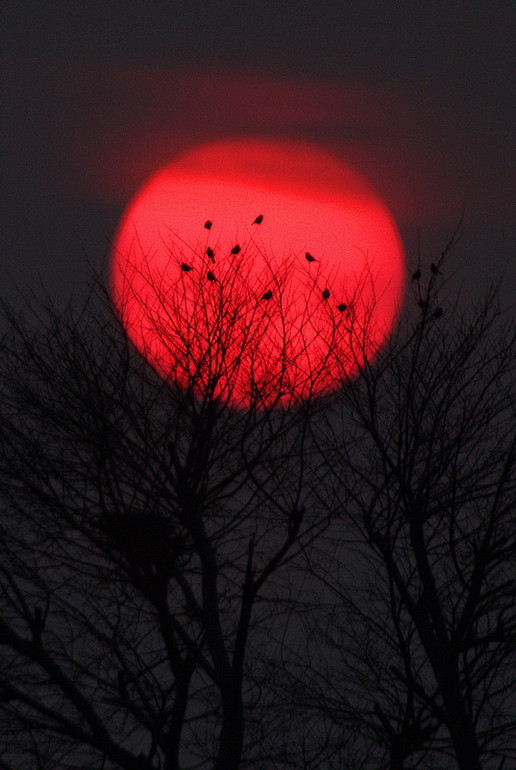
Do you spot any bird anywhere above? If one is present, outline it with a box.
[181,263,194,272]
[262,290,273,300]
[336,303,348,311]
[412,268,421,281]
[305,252,317,262]
[430,262,442,275]
[322,288,330,300]
[207,271,216,282]
[253,214,263,224]
[432,307,443,319]
[206,247,215,261]
[231,244,241,255]
[204,220,212,230]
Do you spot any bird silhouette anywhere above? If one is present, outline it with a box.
[204,220,212,230]
[181,263,194,272]
[336,303,347,311]
[432,307,443,318]
[430,263,442,275]
[253,214,263,224]
[206,247,215,261]
[262,290,273,300]
[322,288,330,300]
[412,268,421,281]
[207,271,216,282]
[231,245,241,255]
[305,252,317,262]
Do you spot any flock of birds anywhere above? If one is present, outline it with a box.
[412,262,444,318]
[178,215,443,318]
[178,215,346,308]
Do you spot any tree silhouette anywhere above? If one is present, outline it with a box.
[0,235,514,769]
[0,236,369,769]
[274,276,515,768]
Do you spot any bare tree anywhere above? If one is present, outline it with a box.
[282,265,516,769]
[2,227,513,769]
[0,235,367,769]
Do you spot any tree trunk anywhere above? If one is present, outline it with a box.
[214,683,245,770]
[443,693,483,770]
[406,521,483,770]
[164,668,192,770]
[434,659,483,770]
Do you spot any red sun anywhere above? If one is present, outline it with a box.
[111,138,405,409]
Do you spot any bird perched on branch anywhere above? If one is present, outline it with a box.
[262,290,273,300]
[181,263,193,272]
[206,247,215,261]
[231,245,241,255]
[412,268,421,281]
[430,262,442,275]
[336,303,348,311]
[253,214,263,224]
[432,307,443,319]
[305,252,317,262]
[204,220,212,230]
[322,288,330,300]
[207,271,216,282]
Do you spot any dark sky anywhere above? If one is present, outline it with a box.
[2,1,514,304]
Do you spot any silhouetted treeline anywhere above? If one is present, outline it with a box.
[0,248,514,769]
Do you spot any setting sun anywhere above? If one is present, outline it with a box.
[111,138,405,408]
